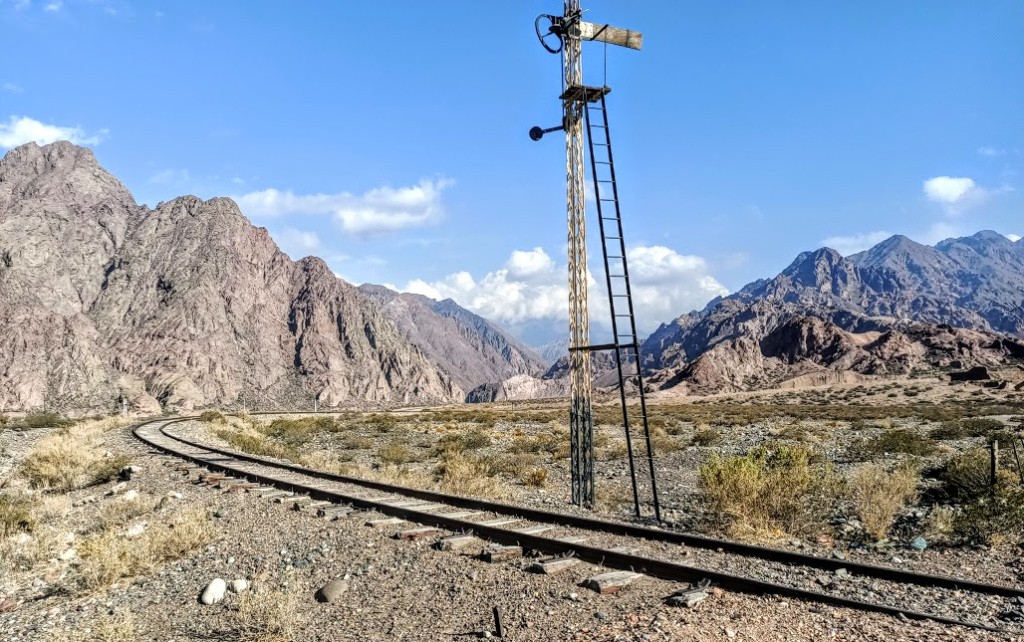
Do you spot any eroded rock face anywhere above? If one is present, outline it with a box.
[358,284,548,395]
[0,141,460,411]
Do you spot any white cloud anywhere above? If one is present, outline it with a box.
[978,147,1004,157]
[821,231,892,256]
[400,245,727,333]
[44,1,61,11]
[234,178,453,237]
[923,176,979,204]
[1007,233,1022,243]
[1,82,22,93]
[0,115,107,149]
[273,227,322,259]
[920,221,962,245]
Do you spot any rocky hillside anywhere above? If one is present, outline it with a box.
[0,141,461,412]
[642,232,1024,393]
[357,284,548,395]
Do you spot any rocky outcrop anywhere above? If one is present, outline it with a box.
[0,141,460,412]
[639,231,1024,394]
[357,284,547,396]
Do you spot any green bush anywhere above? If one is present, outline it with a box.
[698,445,839,538]
[953,485,1024,545]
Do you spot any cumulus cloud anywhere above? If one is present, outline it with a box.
[401,245,727,333]
[0,115,107,148]
[273,227,322,259]
[923,176,979,204]
[1,82,21,93]
[1007,233,1022,243]
[44,1,61,11]
[821,231,893,256]
[234,178,453,237]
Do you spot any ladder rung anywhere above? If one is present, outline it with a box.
[595,161,611,165]
[593,143,608,146]
[596,179,614,183]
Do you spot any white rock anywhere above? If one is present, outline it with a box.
[59,547,78,561]
[167,491,183,500]
[105,482,127,496]
[200,578,227,605]
[124,522,147,538]
[120,489,139,502]
[228,579,248,593]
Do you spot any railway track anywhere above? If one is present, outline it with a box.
[134,414,1024,635]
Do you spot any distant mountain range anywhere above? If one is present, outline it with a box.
[2,141,1021,411]
[0,142,545,412]
[637,231,1024,393]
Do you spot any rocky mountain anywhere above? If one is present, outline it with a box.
[0,141,462,412]
[356,284,548,396]
[642,232,1024,392]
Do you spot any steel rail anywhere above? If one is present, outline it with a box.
[130,416,1019,633]
[145,414,1024,601]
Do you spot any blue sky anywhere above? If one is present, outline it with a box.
[1,0,1021,344]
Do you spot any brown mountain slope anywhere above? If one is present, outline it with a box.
[0,141,460,411]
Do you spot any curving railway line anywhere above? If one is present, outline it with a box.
[134,414,1024,635]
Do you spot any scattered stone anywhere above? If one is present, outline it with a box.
[200,578,227,605]
[832,550,846,561]
[118,465,141,481]
[167,491,183,499]
[891,556,905,564]
[228,579,248,593]
[73,495,98,507]
[124,523,146,538]
[666,591,708,608]
[316,579,350,603]
[835,568,849,579]
[582,571,643,595]
[120,489,139,502]
[595,611,608,620]
[59,547,77,561]
[105,482,127,496]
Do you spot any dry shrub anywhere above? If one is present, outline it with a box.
[698,445,839,539]
[96,495,155,532]
[852,429,937,459]
[341,435,373,450]
[433,452,507,498]
[522,468,548,487]
[198,410,226,424]
[19,417,132,491]
[77,507,213,590]
[847,463,919,541]
[597,439,629,461]
[940,448,996,501]
[299,450,356,475]
[691,426,723,447]
[214,428,297,462]
[377,441,416,465]
[430,429,491,456]
[953,485,1024,546]
[0,494,35,537]
[229,587,298,642]
[595,483,634,513]
[924,506,956,544]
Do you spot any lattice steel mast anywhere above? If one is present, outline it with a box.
[532,3,654,517]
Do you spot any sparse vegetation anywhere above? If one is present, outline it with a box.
[930,418,1004,440]
[523,467,548,487]
[0,495,35,537]
[19,417,132,491]
[847,463,919,541]
[377,441,417,465]
[198,410,226,424]
[852,428,937,459]
[77,506,214,590]
[953,485,1024,546]
[698,445,839,538]
[691,426,723,447]
[228,587,299,642]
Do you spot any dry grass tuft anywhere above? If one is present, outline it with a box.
[19,417,132,491]
[0,494,35,537]
[433,451,509,498]
[522,468,548,487]
[847,463,919,541]
[377,441,417,465]
[698,445,839,539]
[228,587,299,642]
[77,506,214,590]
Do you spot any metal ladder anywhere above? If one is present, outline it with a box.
[583,90,662,522]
